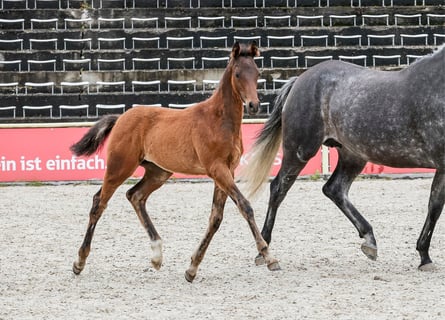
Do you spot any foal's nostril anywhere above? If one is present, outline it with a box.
[248,101,259,114]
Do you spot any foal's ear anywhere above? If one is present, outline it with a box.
[231,41,241,59]
[249,41,260,57]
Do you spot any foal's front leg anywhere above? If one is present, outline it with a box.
[227,183,281,271]
[211,166,280,272]
[185,185,227,282]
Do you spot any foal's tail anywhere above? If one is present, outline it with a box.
[70,115,119,156]
[241,76,297,198]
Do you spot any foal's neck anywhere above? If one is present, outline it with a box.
[211,64,244,127]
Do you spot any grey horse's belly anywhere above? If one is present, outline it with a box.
[333,126,441,169]
[326,104,442,169]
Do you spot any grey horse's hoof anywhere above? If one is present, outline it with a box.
[419,262,437,272]
[361,243,378,261]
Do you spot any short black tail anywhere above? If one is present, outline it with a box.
[70,115,119,156]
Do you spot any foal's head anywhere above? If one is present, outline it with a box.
[230,41,261,115]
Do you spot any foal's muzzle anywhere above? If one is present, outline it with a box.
[246,101,260,115]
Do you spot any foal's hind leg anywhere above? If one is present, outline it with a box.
[416,171,445,271]
[73,187,105,274]
[73,154,140,274]
[73,177,129,274]
[322,151,377,261]
[126,162,172,270]
[185,184,228,282]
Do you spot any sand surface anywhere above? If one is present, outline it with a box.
[1,177,445,319]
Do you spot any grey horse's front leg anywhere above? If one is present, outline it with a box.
[416,171,445,271]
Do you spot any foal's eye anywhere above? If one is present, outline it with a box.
[235,73,240,78]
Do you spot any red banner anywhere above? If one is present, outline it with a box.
[0,127,105,182]
[0,125,434,182]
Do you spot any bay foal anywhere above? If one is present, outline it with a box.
[70,42,279,282]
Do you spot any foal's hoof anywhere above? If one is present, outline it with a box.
[419,262,437,272]
[255,254,266,266]
[267,260,281,271]
[184,270,196,283]
[361,243,378,261]
[150,240,163,271]
[72,261,84,275]
[151,259,162,271]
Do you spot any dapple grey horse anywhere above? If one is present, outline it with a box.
[243,45,444,270]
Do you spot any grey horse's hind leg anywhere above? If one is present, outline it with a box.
[322,150,377,261]
[416,171,445,271]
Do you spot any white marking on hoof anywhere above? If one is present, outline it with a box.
[419,263,437,272]
[150,240,163,270]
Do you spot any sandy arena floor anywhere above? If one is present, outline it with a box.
[1,177,444,319]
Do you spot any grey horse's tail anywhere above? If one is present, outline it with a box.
[70,115,119,156]
[241,76,297,198]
